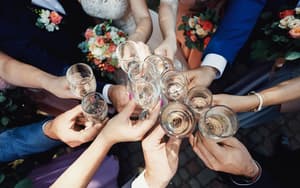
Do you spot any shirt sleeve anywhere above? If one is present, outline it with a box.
[201,53,227,79]
[0,119,61,162]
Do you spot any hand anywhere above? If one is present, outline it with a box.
[108,84,129,112]
[142,126,181,188]
[189,132,259,178]
[183,66,217,89]
[45,76,79,99]
[135,41,152,61]
[213,94,260,113]
[100,100,161,144]
[154,37,177,61]
[43,105,102,147]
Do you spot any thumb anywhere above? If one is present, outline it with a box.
[64,105,83,118]
[167,136,182,155]
[119,100,136,118]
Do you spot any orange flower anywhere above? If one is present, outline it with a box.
[289,26,300,39]
[106,64,116,72]
[95,37,105,46]
[49,11,62,24]
[204,37,211,48]
[279,9,295,19]
[190,34,197,42]
[84,28,94,40]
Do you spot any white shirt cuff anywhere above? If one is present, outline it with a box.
[201,53,227,79]
[131,170,149,188]
[102,84,113,104]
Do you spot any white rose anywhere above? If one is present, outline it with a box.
[45,24,55,32]
[288,19,300,29]
[295,7,300,14]
[188,18,195,28]
[196,27,208,37]
[279,15,294,28]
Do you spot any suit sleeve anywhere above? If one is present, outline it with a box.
[0,119,61,162]
[203,0,267,64]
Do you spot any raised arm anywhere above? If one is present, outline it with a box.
[128,0,152,42]
[213,76,300,112]
[0,51,75,99]
[154,0,178,60]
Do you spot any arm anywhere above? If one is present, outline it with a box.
[0,51,76,99]
[0,119,60,162]
[128,0,152,42]
[51,101,160,187]
[213,76,300,112]
[154,0,178,60]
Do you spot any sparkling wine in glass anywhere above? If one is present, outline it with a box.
[160,102,196,138]
[185,86,212,117]
[198,105,239,139]
[116,41,139,73]
[144,54,174,76]
[128,79,161,120]
[81,92,108,125]
[66,63,96,98]
[161,70,188,102]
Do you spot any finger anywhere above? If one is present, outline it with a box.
[143,125,166,145]
[167,136,182,155]
[65,105,83,118]
[119,100,136,118]
[199,133,226,158]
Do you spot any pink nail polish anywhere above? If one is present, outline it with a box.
[129,93,133,100]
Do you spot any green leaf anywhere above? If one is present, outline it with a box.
[182,15,189,23]
[0,95,6,103]
[285,51,300,61]
[14,178,32,188]
[178,24,185,30]
[0,173,5,184]
[1,117,10,127]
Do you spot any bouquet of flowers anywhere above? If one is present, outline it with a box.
[251,7,300,63]
[178,9,219,51]
[78,21,127,82]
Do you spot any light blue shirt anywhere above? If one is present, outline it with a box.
[31,0,66,14]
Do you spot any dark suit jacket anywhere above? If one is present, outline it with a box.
[0,0,93,76]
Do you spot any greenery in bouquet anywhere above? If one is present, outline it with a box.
[78,21,127,83]
[178,9,219,51]
[251,7,300,63]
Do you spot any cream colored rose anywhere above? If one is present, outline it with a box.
[188,18,195,28]
[295,7,300,15]
[279,15,294,28]
[196,27,208,38]
[288,18,300,29]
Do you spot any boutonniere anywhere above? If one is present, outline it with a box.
[34,9,63,32]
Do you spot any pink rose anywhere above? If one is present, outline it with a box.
[49,11,62,25]
[84,28,94,40]
[95,37,105,46]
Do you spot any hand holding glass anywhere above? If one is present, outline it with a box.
[185,86,212,116]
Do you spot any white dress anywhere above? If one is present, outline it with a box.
[79,0,163,50]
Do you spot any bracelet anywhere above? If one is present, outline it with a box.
[230,160,262,186]
[248,91,264,112]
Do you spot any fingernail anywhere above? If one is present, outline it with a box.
[160,99,164,107]
[129,93,133,100]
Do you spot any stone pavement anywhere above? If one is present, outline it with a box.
[114,111,300,188]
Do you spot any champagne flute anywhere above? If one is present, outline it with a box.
[66,63,96,98]
[116,40,139,73]
[81,92,108,125]
[161,70,188,102]
[198,105,239,140]
[185,86,213,118]
[160,102,196,138]
[144,54,174,76]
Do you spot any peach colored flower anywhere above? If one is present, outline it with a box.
[95,37,105,46]
[84,28,94,40]
[289,27,300,39]
[49,11,62,25]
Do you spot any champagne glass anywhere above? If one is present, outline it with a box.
[66,63,96,98]
[144,54,174,76]
[161,70,188,102]
[185,86,213,117]
[160,102,196,138]
[127,61,160,83]
[116,40,139,73]
[198,105,239,140]
[81,92,108,125]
